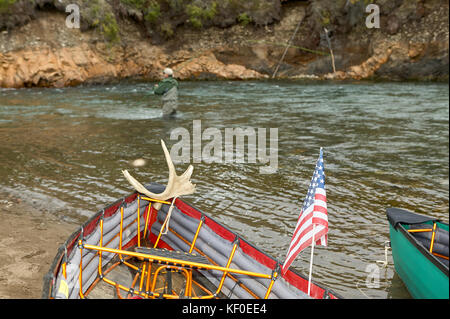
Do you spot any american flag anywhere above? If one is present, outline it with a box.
[282,148,328,275]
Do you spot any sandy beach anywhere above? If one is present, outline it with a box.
[0,192,77,299]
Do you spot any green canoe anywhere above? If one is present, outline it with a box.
[386,208,449,299]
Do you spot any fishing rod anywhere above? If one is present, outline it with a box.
[132,88,155,103]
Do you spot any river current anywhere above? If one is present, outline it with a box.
[0,80,448,298]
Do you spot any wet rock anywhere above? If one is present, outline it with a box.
[408,42,426,60]
[0,41,267,87]
[175,51,268,80]
[323,40,395,81]
[386,15,401,35]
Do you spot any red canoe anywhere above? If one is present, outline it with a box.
[43,183,341,299]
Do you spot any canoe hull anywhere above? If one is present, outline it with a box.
[388,212,449,299]
[43,185,341,299]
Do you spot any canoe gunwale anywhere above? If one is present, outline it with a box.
[43,190,342,299]
[42,193,137,298]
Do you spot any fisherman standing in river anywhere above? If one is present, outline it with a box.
[154,67,178,117]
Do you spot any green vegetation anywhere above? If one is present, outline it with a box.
[186,1,217,28]
[237,12,252,26]
[120,0,147,9]
[0,0,16,13]
[88,0,120,44]
[144,1,160,23]
[160,21,173,37]
[101,12,120,43]
[114,0,279,38]
[320,9,331,26]
[166,0,185,10]
[1,0,280,41]
[349,0,373,5]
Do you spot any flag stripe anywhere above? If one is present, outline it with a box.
[313,205,327,214]
[315,194,326,202]
[290,209,314,245]
[284,228,328,268]
[282,148,329,275]
[283,227,328,273]
[284,223,324,263]
[289,189,326,245]
[315,188,326,196]
[284,217,327,267]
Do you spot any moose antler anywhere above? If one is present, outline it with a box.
[122,140,195,200]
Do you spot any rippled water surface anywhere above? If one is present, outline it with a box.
[1,81,448,298]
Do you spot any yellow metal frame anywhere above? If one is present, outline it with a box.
[408,223,449,261]
[82,243,272,279]
[77,195,278,299]
[168,226,261,298]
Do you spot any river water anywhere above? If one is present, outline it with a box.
[0,80,448,298]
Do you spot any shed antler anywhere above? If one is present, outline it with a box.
[122,140,195,200]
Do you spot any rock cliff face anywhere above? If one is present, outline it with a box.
[0,0,448,88]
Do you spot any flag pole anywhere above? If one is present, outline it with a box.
[307,224,316,296]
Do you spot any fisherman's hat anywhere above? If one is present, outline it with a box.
[163,68,174,76]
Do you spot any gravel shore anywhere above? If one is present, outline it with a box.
[0,193,77,298]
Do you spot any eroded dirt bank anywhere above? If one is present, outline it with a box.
[0,0,448,88]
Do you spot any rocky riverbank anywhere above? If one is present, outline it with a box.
[0,0,448,88]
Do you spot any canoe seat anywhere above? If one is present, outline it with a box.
[134,247,210,267]
[409,223,449,268]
